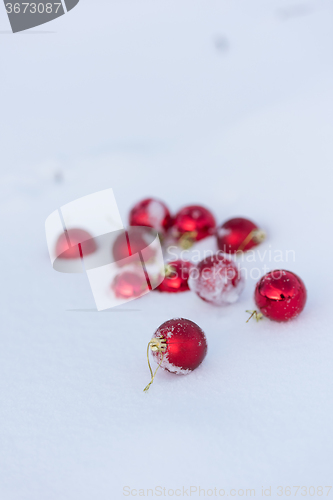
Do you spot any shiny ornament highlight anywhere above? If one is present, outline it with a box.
[112,227,156,266]
[217,217,266,254]
[129,198,172,234]
[55,228,97,259]
[171,205,216,247]
[157,260,192,293]
[144,318,207,393]
[112,271,148,299]
[254,270,307,322]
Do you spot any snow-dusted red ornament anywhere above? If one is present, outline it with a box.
[112,271,148,299]
[217,217,266,254]
[253,270,307,322]
[55,228,97,259]
[129,198,172,234]
[112,227,156,266]
[157,260,192,293]
[188,254,244,306]
[144,318,207,391]
[171,205,216,247]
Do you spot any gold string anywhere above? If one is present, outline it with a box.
[237,229,266,253]
[179,231,198,250]
[143,337,167,393]
[246,310,263,323]
[164,264,176,278]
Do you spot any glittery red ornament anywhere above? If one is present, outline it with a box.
[144,318,207,391]
[188,254,244,306]
[112,227,156,266]
[157,260,192,293]
[254,270,307,322]
[55,228,97,259]
[171,205,216,246]
[112,271,148,299]
[129,198,172,234]
[217,217,266,254]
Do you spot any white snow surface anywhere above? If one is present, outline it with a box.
[1,0,333,498]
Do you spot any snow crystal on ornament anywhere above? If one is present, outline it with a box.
[188,254,245,306]
[151,318,207,375]
[158,354,192,375]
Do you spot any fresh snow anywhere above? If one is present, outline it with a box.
[0,0,333,498]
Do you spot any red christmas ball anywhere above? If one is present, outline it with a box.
[217,217,266,254]
[171,205,216,245]
[112,227,156,266]
[129,198,172,234]
[112,271,148,299]
[254,270,307,322]
[151,318,207,374]
[55,228,97,259]
[157,260,192,293]
[188,254,244,306]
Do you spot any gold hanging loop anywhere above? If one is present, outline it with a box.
[143,336,167,392]
[246,310,263,323]
[179,231,198,250]
[237,229,266,253]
